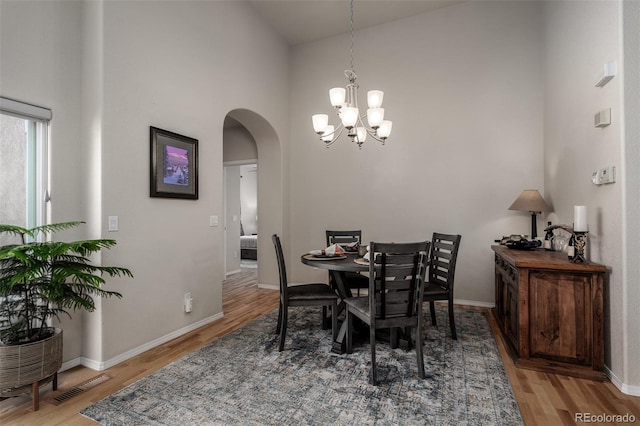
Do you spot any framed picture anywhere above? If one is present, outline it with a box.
[150,126,198,199]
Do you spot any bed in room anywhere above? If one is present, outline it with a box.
[240,234,258,260]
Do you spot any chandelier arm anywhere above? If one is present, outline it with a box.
[320,125,345,147]
[354,115,387,144]
[322,122,344,139]
[365,131,388,144]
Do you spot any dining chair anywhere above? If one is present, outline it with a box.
[272,234,338,352]
[345,240,430,385]
[423,233,462,340]
[326,230,369,296]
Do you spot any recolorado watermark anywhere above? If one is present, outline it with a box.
[575,412,637,423]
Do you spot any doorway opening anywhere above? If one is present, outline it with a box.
[222,108,282,291]
[223,116,257,277]
[239,163,258,270]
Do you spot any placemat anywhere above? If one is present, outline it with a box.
[302,254,347,261]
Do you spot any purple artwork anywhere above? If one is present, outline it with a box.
[163,145,189,186]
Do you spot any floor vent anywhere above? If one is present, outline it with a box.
[48,373,112,405]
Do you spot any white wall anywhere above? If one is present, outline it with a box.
[240,165,258,235]
[224,166,241,274]
[95,0,289,362]
[621,0,640,392]
[541,0,637,392]
[2,0,637,394]
[289,1,544,306]
[1,0,290,366]
[223,125,258,163]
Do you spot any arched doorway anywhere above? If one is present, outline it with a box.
[222,109,282,290]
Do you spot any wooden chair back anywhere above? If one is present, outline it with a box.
[369,241,430,322]
[326,230,362,247]
[428,233,462,292]
[272,234,289,301]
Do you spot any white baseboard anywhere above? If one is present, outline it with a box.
[453,298,495,309]
[258,283,278,291]
[67,312,224,371]
[225,269,241,277]
[605,365,640,396]
[60,357,83,373]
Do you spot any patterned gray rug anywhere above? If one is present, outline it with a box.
[81,306,522,425]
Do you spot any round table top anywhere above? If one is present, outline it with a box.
[300,253,369,273]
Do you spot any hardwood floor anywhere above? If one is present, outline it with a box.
[1,268,638,425]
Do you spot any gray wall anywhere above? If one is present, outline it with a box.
[541,0,637,390]
[224,166,241,274]
[1,0,638,393]
[289,1,544,306]
[622,0,640,392]
[1,0,290,367]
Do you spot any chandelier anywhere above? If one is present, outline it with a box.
[311,0,392,149]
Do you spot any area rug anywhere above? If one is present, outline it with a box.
[81,306,522,425]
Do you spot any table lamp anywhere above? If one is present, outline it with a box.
[508,189,550,239]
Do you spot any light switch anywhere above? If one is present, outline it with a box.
[594,108,611,127]
[209,215,219,227]
[599,166,616,184]
[108,216,119,232]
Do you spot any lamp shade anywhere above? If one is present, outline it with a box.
[329,88,346,107]
[367,108,384,128]
[321,125,335,142]
[367,90,384,108]
[340,107,359,128]
[508,190,550,213]
[312,114,328,133]
[377,120,392,138]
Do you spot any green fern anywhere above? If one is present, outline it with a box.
[0,221,133,344]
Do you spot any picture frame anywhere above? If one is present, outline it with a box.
[150,126,198,199]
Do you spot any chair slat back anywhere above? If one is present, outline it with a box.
[326,230,362,247]
[369,241,430,320]
[429,233,462,291]
[272,234,289,300]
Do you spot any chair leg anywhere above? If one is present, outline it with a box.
[278,306,288,351]
[390,327,398,349]
[275,301,283,334]
[416,321,425,379]
[369,326,377,386]
[429,301,437,326]
[322,306,329,330]
[346,307,353,354]
[331,301,338,343]
[448,301,457,340]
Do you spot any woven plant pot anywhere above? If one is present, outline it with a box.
[0,328,63,396]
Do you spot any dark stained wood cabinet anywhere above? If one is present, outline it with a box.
[492,245,606,380]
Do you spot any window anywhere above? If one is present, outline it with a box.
[0,97,51,243]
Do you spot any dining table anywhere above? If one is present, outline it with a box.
[300,252,370,354]
[301,251,418,354]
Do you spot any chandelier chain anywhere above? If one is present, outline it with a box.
[349,0,354,75]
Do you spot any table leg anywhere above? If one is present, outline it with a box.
[328,270,354,353]
[332,320,348,354]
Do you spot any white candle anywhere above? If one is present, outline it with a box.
[574,205,588,232]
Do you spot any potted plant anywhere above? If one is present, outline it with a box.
[0,221,132,410]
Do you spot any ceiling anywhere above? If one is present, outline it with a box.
[247,0,465,46]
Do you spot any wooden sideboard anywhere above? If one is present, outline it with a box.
[492,245,607,380]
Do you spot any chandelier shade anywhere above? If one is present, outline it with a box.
[311,0,392,149]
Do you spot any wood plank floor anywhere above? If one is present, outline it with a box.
[1,268,638,425]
